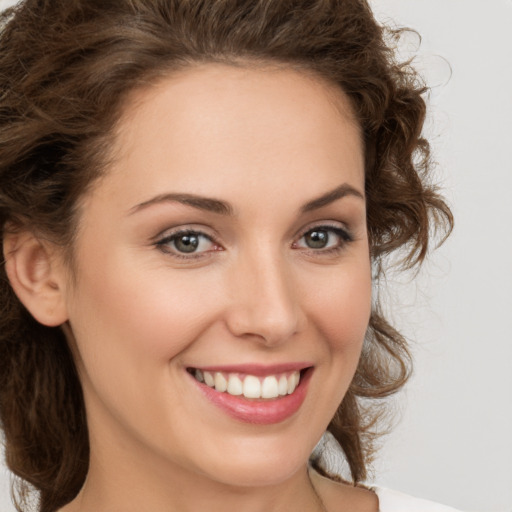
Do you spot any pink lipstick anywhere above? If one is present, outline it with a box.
[187,365,313,425]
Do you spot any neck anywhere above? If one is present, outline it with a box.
[66,459,326,512]
[61,427,327,512]
[60,395,331,512]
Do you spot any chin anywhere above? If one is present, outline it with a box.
[195,438,313,488]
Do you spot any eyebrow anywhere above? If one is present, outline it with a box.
[128,183,364,216]
[300,183,364,213]
[129,193,233,216]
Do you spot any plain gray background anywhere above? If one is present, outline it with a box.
[0,1,511,511]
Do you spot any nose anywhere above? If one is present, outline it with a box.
[224,248,305,346]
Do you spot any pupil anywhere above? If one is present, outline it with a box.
[175,234,199,253]
[306,230,328,248]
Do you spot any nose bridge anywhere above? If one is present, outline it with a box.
[226,243,302,345]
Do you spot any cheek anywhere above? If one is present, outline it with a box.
[295,258,372,430]
[68,249,222,365]
[305,261,372,356]
[64,251,226,435]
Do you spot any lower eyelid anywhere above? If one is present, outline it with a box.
[297,226,352,244]
[155,230,218,254]
[154,225,353,256]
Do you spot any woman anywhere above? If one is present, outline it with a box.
[0,1,456,511]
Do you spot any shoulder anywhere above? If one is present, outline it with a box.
[310,468,379,512]
[309,468,463,512]
[373,486,463,512]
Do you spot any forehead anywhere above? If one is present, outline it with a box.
[120,62,359,129]
[91,63,364,213]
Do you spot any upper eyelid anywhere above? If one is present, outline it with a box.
[155,225,218,242]
[155,229,220,260]
[153,221,352,247]
[154,227,219,250]
[295,221,351,239]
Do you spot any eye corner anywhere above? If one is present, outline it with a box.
[294,223,354,254]
[154,228,222,260]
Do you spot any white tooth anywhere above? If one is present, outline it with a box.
[287,374,296,394]
[194,369,204,383]
[293,371,300,388]
[243,375,261,398]
[204,371,215,387]
[261,376,279,399]
[227,375,243,396]
[278,375,288,396]
[214,372,227,392]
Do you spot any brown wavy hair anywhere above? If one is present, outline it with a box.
[0,1,453,511]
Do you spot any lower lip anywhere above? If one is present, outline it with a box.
[190,369,312,425]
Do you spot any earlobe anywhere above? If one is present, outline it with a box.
[3,230,69,327]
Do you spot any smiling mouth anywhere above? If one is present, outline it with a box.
[188,368,304,400]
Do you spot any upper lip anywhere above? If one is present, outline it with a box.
[188,362,312,376]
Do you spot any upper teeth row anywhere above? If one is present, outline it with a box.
[194,369,301,399]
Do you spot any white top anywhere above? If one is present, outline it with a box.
[374,487,462,512]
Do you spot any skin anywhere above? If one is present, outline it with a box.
[20,64,377,511]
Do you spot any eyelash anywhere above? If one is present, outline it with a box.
[155,229,220,260]
[293,224,353,255]
[155,224,353,260]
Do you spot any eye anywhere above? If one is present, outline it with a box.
[156,229,218,257]
[295,225,352,251]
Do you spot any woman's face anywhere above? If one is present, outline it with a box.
[63,64,371,488]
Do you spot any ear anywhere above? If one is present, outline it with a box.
[3,229,69,327]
